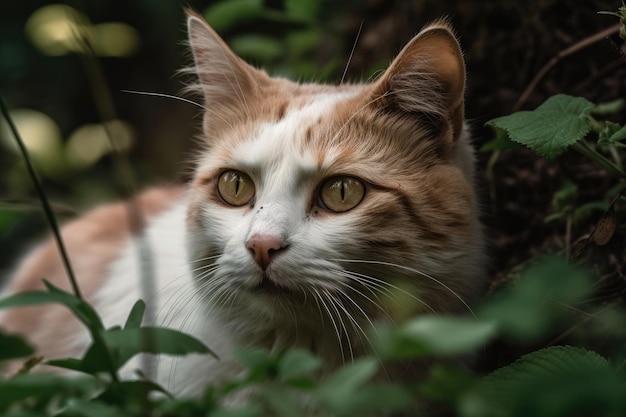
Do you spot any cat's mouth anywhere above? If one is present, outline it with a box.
[255,273,295,296]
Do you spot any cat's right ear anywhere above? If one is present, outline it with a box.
[186,12,269,130]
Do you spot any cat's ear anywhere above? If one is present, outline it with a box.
[186,12,269,130]
[373,20,466,141]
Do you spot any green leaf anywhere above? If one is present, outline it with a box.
[0,373,97,408]
[124,299,145,330]
[231,35,283,63]
[57,398,122,417]
[377,316,497,360]
[45,357,85,373]
[462,346,623,417]
[480,128,520,152]
[81,327,216,374]
[316,358,379,413]
[277,348,322,381]
[0,283,104,332]
[479,256,592,342]
[0,329,34,361]
[284,0,320,23]
[487,94,594,159]
[591,98,625,115]
[607,123,626,144]
[203,0,265,32]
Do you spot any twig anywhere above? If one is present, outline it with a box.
[513,23,621,112]
[0,92,82,300]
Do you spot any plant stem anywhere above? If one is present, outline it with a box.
[0,92,83,300]
[573,140,626,180]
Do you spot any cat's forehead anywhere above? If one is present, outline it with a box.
[229,87,362,172]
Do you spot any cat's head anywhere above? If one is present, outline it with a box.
[184,12,485,333]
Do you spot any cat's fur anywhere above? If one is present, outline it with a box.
[0,12,485,397]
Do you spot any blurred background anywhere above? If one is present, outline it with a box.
[1,0,625,315]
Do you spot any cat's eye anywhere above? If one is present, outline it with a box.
[319,176,365,213]
[217,170,255,206]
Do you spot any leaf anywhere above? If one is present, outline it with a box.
[462,346,622,417]
[487,94,594,160]
[277,348,322,381]
[203,0,265,32]
[316,358,379,413]
[607,124,626,144]
[0,329,34,361]
[377,316,497,359]
[124,299,145,330]
[88,327,216,373]
[480,127,520,152]
[591,98,625,115]
[284,0,320,23]
[479,256,592,342]
[592,207,616,246]
[57,398,122,417]
[0,283,104,332]
[0,373,97,407]
[231,35,283,62]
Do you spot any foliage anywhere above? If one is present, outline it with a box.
[202,0,344,81]
[2,255,626,416]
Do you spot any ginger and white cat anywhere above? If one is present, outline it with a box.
[0,12,485,396]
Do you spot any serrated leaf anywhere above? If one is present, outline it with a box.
[608,124,626,144]
[487,94,594,159]
[0,329,34,361]
[464,346,622,417]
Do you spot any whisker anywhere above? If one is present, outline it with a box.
[314,288,345,364]
[340,20,363,85]
[336,259,475,317]
[341,269,438,315]
[324,289,354,362]
[121,89,207,110]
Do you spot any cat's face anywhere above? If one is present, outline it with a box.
[184,14,485,334]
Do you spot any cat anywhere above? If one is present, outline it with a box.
[0,11,485,398]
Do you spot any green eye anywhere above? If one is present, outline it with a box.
[217,170,255,206]
[319,176,365,212]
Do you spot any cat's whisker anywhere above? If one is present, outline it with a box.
[121,89,207,110]
[340,20,363,85]
[336,259,475,317]
[340,268,438,316]
[332,270,392,320]
[313,288,346,365]
[324,289,355,362]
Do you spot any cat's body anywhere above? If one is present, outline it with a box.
[0,13,485,397]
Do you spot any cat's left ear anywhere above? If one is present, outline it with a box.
[373,21,466,141]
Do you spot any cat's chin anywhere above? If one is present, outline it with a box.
[253,273,300,298]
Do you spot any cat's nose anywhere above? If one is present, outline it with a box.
[245,234,286,270]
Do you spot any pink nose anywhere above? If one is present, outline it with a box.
[245,234,286,270]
